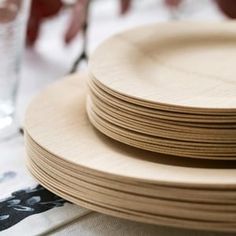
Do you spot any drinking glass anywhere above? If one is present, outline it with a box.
[0,0,30,140]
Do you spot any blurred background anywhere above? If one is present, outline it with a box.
[2,1,236,234]
[19,0,230,126]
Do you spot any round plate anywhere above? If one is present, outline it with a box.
[25,132,236,205]
[26,156,236,232]
[89,94,236,142]
[24,73,236,188]
[89,22,236,113]
[87,101,236,156]
[26,152,236,223]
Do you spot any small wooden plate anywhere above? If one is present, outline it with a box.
[89,96,236,143]
[89,77,236,122]
[89,22,236,114]
[87,106,236,159]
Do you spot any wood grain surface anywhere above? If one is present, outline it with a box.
[25,73,236,232]
[24,74,236,187]
[89,22,236,113]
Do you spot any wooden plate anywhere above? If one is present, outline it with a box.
[88,90,236,130]
[88,77,236,123]
[89,22,236,114]
[27,157,236,233]
[24,73,236,188]
[25,132,236,204]
[87,105,236,159]
[88,105,236,152]
[89,95,236,143]
[26,152,236,223]
[88,71,236,159]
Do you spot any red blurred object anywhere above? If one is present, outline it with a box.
[64,0,89,44]
[215,0,236,18]
[26,0,62,46]
[0,0,22,23]
[120,0,131,15]
[26,0,236,47]
[165,0,182,7]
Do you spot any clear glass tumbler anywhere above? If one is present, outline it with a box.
[0,0,30,140]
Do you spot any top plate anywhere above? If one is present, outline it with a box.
[89,22,236,113]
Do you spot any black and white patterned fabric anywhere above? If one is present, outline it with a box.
[0,185,68,231]
[0,136,87,235]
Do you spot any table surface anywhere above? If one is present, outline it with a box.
[0,0,233,235]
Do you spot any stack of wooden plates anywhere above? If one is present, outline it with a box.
[25,74,236,233]
[88,22,236,160]
[25,22,236,232]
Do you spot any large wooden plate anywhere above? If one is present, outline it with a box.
[26,153,236,223]
[27,157,236,232]
[24,74,236,187]
[25,132,236,204]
